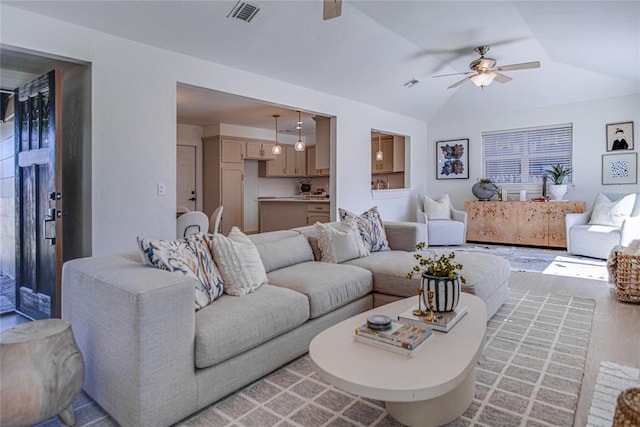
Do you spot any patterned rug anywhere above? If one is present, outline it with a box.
[34,289,596,427]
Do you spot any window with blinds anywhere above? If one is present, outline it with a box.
[482,123,573,185]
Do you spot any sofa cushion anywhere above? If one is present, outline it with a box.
[423,194,451,220]
[569,224,621,259]
[137,233,224,310]
[251,233,314,273]
[206,228,267,296]
[428,220,466,246]
[338,206,390,252]
[194,284,309,369]
[267,261,372,319]
[344,249,509,304]
[315,221,369,263]
[589,193,636,227]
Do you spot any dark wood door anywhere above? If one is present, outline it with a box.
[15,70,63,319]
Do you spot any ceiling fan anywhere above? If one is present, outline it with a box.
[323,0,342,20]
[433,45,540,89]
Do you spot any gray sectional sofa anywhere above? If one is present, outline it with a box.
[62,221,510,427]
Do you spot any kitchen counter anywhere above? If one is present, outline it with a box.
[259,198,330,232]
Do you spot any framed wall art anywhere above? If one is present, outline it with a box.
[606,121,634,151]
[602,152,637,185]
[436,138,469,180]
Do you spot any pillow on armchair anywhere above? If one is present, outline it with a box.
[588,193,636,227]
[423,194,452,220]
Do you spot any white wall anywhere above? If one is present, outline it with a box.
[427,94,640,209]
[1,5,427,254]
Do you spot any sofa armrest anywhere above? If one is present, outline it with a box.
[62,255,198,426]
[416,208,428,224]
[450,206,468,243]
[383,221,428,251]
[565,211,591,253]
[621,215,640,246]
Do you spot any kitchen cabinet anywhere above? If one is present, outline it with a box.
[259,149,286,177]
[286,146,307,176]
[202,136,244,234]
[220,138,246,163]
[259,200,330,232]
[245,140,276,160]
[307,146,329,176]
[307,202,330,224]
[465,201,586,248]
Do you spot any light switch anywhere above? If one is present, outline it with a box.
[157,182,166,196]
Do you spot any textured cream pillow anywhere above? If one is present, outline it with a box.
[423,194,451,220]
[588,193,636,227]
[314,221,370,263]
[206,227,267,296]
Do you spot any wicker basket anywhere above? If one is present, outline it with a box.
[613,388,640,426]
[611,253,640,303]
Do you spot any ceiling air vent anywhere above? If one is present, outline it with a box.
[227,1,260,23]
[403,78,421,88]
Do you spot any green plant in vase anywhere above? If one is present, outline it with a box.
[543,163,572,200]
[406,242,465,312]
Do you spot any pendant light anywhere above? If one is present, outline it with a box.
[272,114,282,155]
[294,110,305,152]
[375,133,384,161]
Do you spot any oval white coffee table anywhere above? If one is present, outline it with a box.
[309,293,486,427]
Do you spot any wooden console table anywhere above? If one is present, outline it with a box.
[465,201,586,248]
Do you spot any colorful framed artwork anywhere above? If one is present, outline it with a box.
[602,152,637,185]
[436,138,469,180]
[606,121,634,151]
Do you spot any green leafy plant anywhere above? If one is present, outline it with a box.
[544,164,572,184]
[405,242,466,283]
[478,178,499,192]
[297,177,312,185]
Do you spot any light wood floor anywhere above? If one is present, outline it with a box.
[509,271,640,427]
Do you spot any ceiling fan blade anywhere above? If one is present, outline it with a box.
[433,71,474,78]
[448,76,472,89]
[496,61,541,72]
[494,73,513,84]
[323,0,342,20]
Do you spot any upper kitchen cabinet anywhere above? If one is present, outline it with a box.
[307,146,329,176]
[221,137,246,163]
[285,146,306,176]
[245,139,276,160]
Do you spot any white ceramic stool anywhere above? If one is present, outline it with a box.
[0,319,85,426]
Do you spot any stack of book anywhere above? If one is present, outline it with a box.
[398,305,468,333]
[354,321,432,357]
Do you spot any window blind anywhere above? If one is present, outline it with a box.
[482,123,573,184]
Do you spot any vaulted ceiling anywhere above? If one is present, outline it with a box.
[3,1,639,127]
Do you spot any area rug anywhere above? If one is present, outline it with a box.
[33,289,595,427]
[455,244,608,281]
[176,290,595,427]
[587,361,640,427]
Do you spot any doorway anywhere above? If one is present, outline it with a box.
[177,145,197,211]
[0,47,92,318]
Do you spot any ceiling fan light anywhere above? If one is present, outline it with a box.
[471,72,497,88]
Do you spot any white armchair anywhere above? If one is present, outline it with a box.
[566,192,640,259]
[416,194,467,246]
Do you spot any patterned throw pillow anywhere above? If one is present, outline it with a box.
[137,233,224,310]
[314,221,370,263]
[338,206,390,252]
[205,227,267,296]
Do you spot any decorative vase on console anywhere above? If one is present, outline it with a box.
[297,177,312,193]
[406,244,465,312]
[472,178,498,201]
[543,164,572,201]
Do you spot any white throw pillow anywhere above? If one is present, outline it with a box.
[206,227,267,296]
[314,221,370,263]
[588,193,636,227]
[423,195,451,220]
